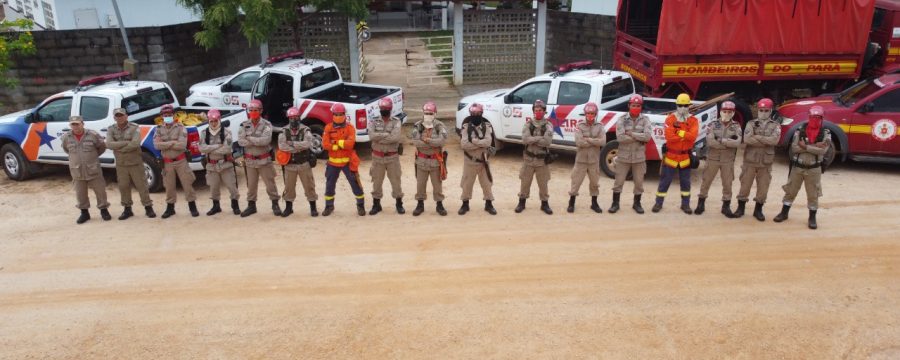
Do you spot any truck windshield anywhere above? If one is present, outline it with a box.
[121,88,175,115]
[836,79,883,107]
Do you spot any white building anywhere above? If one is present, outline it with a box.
[1,0,57,29]
[51,0,200,29]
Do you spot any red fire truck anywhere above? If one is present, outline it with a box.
[614,0,900,125]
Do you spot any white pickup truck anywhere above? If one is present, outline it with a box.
[187,51,405,150]
[0,72,245,192]
[455,61,719,177]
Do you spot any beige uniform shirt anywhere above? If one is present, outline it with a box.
[105,122,142,166]
[238,119,274,167]
[410,121,448,169]
[742,118,781,166]
[368,116,403,154]
[706,120,743,162]
[574,121,606,164]
[460,121,494,165]
[521,119,553,167]
[615,113,651,163]
[152,123,187,160]
[199,127,235,172]
[62,130,106,180]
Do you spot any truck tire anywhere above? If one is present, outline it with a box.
[599,140,619,179]
[142,152,164,193]
[306,123,327,159]
[1,144,38,181]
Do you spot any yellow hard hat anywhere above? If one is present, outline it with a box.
[676,93,691,105]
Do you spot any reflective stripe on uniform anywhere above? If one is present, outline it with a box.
[656,192,667,197]
[355,194,365,199]
[680,191,691,196]
[664,157,690,168]
[325,195,335,200]
[329,157,350,164]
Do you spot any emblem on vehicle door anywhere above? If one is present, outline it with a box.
[872,119,897,142]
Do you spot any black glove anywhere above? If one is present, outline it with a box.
[731,135,739,140]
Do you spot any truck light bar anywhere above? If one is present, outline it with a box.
[265,50,305,65]
[78,71,131,87]
[557,60,593,73]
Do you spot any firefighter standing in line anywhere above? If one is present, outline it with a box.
[322,103,366,216]
[458,103,497,215]
[238,99,282,217]
[62,115,111,224]
[774,105,831,229]
[153,104,199,218]
[652,93,699,214]
[367,97,405,215]
[199,109,241,216]
[609,95,651,214]
[410,101,449,216]
[568,101,605,213]
[734,98,781,221]
[515,99,555,215]
[106,108,155,219]
[695,101,742,217]
[277,107,319,217]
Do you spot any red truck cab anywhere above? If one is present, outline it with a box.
[777,73,900,164]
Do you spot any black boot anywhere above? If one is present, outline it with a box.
[118,206,134,220]
[76,209,90,224]
[652,197,663,213]
[144,205,156,218]
[188,201,199,217]
[309,201,319,217]
[485,200,497,215]
[357,202,366,216]
[240,201,257,217]
[161,203,176,219]
[436,201,447,216]
[100,208,112,221]
[540,201,553,215]
[567,196,576,213]
[282,201,293,217]
[681,196,693,215]
[733,200,746,218]
[808,210,818,229]
[773,204,790,223]
[395,198,405,214]
[231,199,241,215]
[272,200,282,216]
[458,200,470,215]
[752,202,765,221]
[369,199,382,215]
[514,198,526,213]
[413,200,425,216]
[609,192,621,213]
[633,195,645,214]
[694,197,706,215]
[721,200,735,218]
[206,201,221,216]
[322,204,334,217]
[590,196,602,213]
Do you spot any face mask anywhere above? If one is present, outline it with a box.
[629,108,641,117]
[758,110,771,120]
[332,115,346,124]
[423,114,435,128]
[585,113,597,124]
[676,107,689,118]
[380,110,391,117]
[289,119,300,129]
[720,111,734,123]
[470,116,482,126]
[534,110,545,120]
[248,111,261,121]
[163,116,174,124]
[209,121,220,131]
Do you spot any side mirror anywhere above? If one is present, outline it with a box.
[221,83,231,92]
[504,94,512,104]
[24,112,35,123]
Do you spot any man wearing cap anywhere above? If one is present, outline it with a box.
[278,106,319,217]
[200,109,241,216]
[774,105,831,229]
[367,97,405,215]
[153,103,199,218]
[568,101,605,213]
[695,101,742,217]
[515,99,554,215]
[459,103,497,215]
[653,93,699,214]
[238,99,281,217]
[322,103,366,216]
[609,94,650,214]
[410,101,449,216]
[62,115,111,224]
[734,98,781,221]
[106,108,155,219]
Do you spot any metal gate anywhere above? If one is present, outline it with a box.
[404,35,454,87]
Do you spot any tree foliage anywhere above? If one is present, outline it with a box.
[177,0,370,50]
[0,18,37,88]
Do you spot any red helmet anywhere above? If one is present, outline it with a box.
[330,103,346,114]
[160,103,174,114]
[423,101,437,113]
[207,109,221,121]
[286,107,301,118]
[469,103,483,115]
[809,105,824,117]
[757,98,774,110]
[629,94,644,105]
[583,102,599,113]
[248,99,263,110]
[379,97,393,111]
[533,99,546,110]
[721,101,736,111]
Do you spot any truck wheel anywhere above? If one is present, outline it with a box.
[307,123,327,159]
[599,140,619,179]
[142,152,164,193]
[1,144,37,181]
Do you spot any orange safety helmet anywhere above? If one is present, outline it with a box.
[275,149,291,166]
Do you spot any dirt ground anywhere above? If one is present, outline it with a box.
[1,121,899,359]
